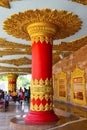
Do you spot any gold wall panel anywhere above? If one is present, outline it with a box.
[71,65,86,105]
[58,71,68,101]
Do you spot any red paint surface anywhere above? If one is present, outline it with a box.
[8,81,16,84]
[25,110,59,123]
[32,41,52,80]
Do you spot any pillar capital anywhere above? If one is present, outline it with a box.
[27,22,58,43]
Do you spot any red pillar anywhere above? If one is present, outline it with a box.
[25,22,59,123]
[7,74,18,92]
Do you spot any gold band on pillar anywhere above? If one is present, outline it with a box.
[30,78,53,111]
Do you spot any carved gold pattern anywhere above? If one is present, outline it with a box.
[30,78,53,111]
[71,65,86,105]
[3,9,82,41]
[71,0,87,5]
[31,78,52,86]
[27,22,57,43]
[30,100,53,111]
[0,0,17,8]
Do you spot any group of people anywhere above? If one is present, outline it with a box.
[0,87,30,111]
[9,87,30,104]
[0,89,9,111]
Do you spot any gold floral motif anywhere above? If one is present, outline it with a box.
[71,0,87,5]
[3,9,82,41]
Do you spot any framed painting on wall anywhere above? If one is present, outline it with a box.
[71,65,86,105]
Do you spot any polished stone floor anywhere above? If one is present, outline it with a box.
[0,100,87,130]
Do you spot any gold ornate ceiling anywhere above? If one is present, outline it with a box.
[0,38,31,56]
[0,0,17,8]
[0,57,31,66]
[71,0,87,5]
[3,9,82,41]
[0,66,31,74]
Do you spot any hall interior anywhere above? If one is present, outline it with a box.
[0,0,87,130]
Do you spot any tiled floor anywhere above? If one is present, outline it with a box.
[0,101,87,130]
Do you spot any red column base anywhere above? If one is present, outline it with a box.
[24,110,59,124]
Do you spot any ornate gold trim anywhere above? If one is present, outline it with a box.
[30,93,53,111]
[30,102,53,111]
[27,22,57,43]
[31,78,52,86]
[3,9,82,41]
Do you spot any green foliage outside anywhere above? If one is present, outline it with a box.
[0,75,31,90]
[17,75,30,90]
[0,76,8,81]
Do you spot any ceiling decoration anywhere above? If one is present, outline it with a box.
[71,0,87,5]
[0,38,32,56]
[53,36,87,51]
[0,57,31,66]
[0,66,31,74]
[0,0,17,8]
[3,9,82,41]
[0,35,87,68]
[52,36,87,64]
